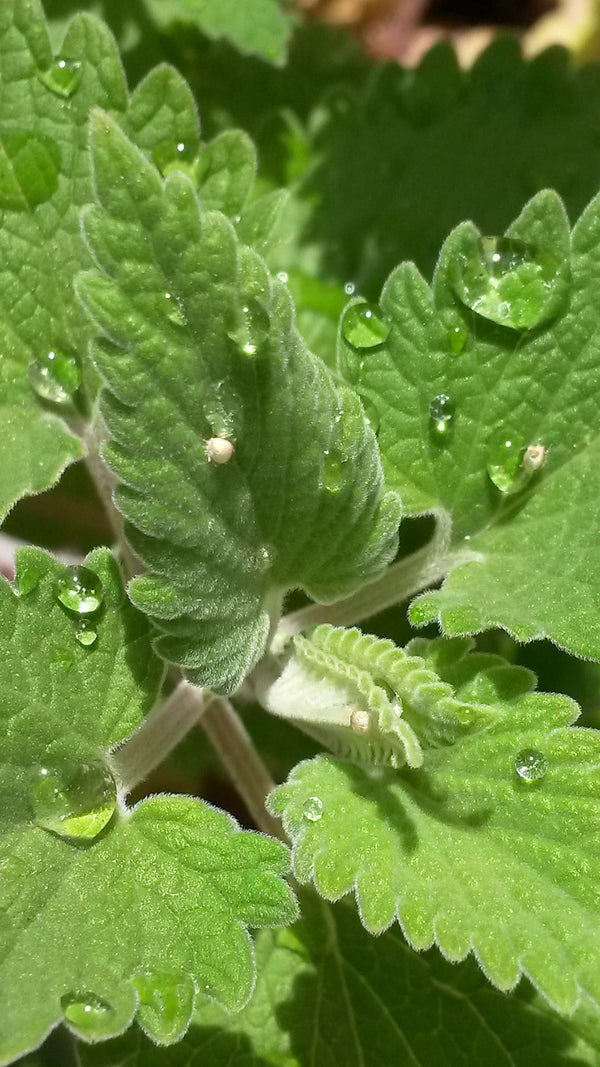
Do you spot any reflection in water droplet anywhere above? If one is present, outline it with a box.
[28,349,80,404]
[448,323,467,354]
[486,431,528,494]
[429,393,455,438]
[37,57,82,98]
[452,236,569,331]
[55,565,103,615]
[302,796,323,822]
[30,761,116,841]
[228,298,269,355]
[75,620,97,647]
[205,436,234,464]
[514,748,548,782]
[17,568,41,596]
[61,992,115,1035]
[341,302,390,351]
[163,291,186,327]
[0,132,61,211]
[133,970,195,1044]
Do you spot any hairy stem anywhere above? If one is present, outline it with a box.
[82,415,143,577]
[201,697,285,840]
[277,540,482,637]
[111,679,205,793]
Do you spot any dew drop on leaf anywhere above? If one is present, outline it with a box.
[452,236,569,331]
[0,131,61,210]
[302,796,323,822]
[163,291,186,327]
[55,565,104,614]
[37,57,82,98]
[323,450,345,494]
[152,138,196,176]
[341,301,391,351]
[344,281,356,295]
[29,761,116,841]
[429,393,455,437]
[227,297,270,355]
[448,322,467,354]
[75,620,98,647]
[61,992,115,1035]
[133,970,195,1044]
[28,349,80,404]
[514,748,548,782]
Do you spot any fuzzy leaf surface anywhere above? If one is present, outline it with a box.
[0,549,295,1063]
[269,636,600,1014]
[141,0,293,65]
[78,112,400,692]
[78,893,600,1067]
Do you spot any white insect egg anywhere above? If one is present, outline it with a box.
[522,443,547,474]
[205,436,235,464]
[350,709,371,734]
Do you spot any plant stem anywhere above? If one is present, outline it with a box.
[82,415,143,577]
[277,539,482,637]
[201,696,285,840]
[111,679,206,794]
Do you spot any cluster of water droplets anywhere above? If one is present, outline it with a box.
[55,564,104,647]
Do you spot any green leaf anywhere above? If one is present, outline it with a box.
[77,893,600,1067]
[0,549,296,1063]
[77,111,400,692]
[269,635,600,1013]
[140,0,294,65]
[340,186,600,660]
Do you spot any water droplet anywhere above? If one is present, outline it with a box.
[429,393,455,437]
[350,709,371,733]
[30,761,116,841]
[228,298,269,356]
[28,349,80,404]
[205,436,234,464]
[61,992,115,1036]
[163,291,186,327]
[452,236,569,331]
[341,302,390,351]
[323,450,345,494]
[514,748,548,782]
[344,281,356,296]
[151,138,197,176]
[37,57,82,98]
[133,970,194,1044]
[302,796,323,822]
[55,565,103,615]
[448,323,467,354]
[486,431,529,494]
[75,620,97,647]
[0,132,61,211]
[276,271,288,284]
[17,567,41,596]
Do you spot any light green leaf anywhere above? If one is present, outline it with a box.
[141,0,294,65]
[0,549,296,1064]
[78,893,600,1067]
[269,636,600,1013]
[77,111,400,692]
[340,186,600,660]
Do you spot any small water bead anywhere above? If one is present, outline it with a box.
[61,992,115,1036]
[152,138,197,176]
[276,271,289,284]
[514,748,548,782]
[228,298,270,356]
[163,291,186,327]
[133,970,195,1044]
[28,349,80,404]
[205,436,234,464]
[344,281,356,296]
[453,236,568,331]
[55,565,104,614]
[75,620,98,647]
[341,302,391,351]
[448,323,467,354]
[30,760,116,841]
[38,57,82,98]
[302,796,323,822]
[323,449,345,494]
[429,393,455,437]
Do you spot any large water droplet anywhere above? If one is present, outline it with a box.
[514,748,548,782]
[28,349,80,404]
[30,761,116,841]
[486,431,528,494]
[0,132,61,211]
[452,236,568,331]
[61,992,115,1036]
[75,620,97,647]
[228,298,269,356]
[302,796,323,822]
[429,393,455,437]
[341,302,390,351]
[55,565,103,614]
[133,970,194,1044]
[37,57,82,98]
